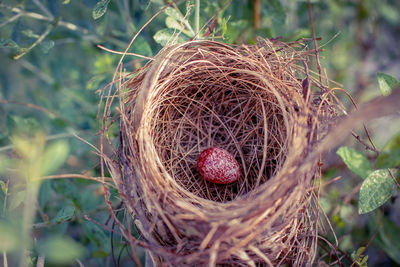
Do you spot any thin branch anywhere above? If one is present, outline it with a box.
[350,212,383,267]
[0,3,89,34]
[0,99,59,118]
[14,19,57,60]
[195,0,200,35]
[32,0,54,19]
[388,168,400,189]
[19,59,55,85]
[351,131,379,154]
[0,13,22,28]
[97,44,154,60]
[307,0,322,83]
[36,255,45,267]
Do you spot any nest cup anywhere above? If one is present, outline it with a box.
[108,39,333,266]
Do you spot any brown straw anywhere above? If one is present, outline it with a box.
[103,39,337,266]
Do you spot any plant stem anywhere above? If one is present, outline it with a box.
[3,251,8,267]
[195,0,200,36]
[19,181,41,267]
[13,18,58,60]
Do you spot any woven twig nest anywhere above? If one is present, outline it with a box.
[104,39,335,266]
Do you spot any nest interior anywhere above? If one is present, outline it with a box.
[106,39,334,266]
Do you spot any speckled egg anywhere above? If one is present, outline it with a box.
[197,147,240,184]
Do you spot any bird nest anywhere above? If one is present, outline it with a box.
[102,39,336,266]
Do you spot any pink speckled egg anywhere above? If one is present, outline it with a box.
[197,147,240,184]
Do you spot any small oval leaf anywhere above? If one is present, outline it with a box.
[358,169,397,214]
[0,39,19,49]
[336,146,373,179]
[41,140,70,176]
[9,190,26,210]
[92,0,111,20]
[0,180,7,194]
[38,236,85,264]
[165,7,185,23]
[40,40,55,54]
[378,72,399,96]
[53,205,75,223]
[153,28,190,46]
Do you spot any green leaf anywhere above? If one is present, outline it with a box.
[153,28,190,46]
[0,221,19,252]
[38,236,85,264]
[62,0,70,4]
[225,20,247,43]
[166,17,185,31]
[53,205,75,223]
[351,247,368,267]
[130,36,153,58]
[40,40,55,54]
[378,72,399,96]
[0,180,7,194]
[41,140,70,176]
[376,133,400,168]
[0,39,19,49]
[21,29,40,39]
[9,190,26,210]
[92,0,111,20]
[358,169,397,214]
[86,75,106,90]
[165,7,186,24]
[336,146,373,179]
[222,18,228,35]
[376,216,400,264]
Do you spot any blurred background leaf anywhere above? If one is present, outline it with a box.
[1,0,400,266]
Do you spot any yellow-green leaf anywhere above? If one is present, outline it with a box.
[0,39,19,49]
[92,0,111,20]
[378,72,399,96]
[41,140,70,176]
[9,190,26,210]
[358,169,397,214]
[336,146,373,179]
[153,28,190,46]
[38,236,85,264]
[52,206,75,223]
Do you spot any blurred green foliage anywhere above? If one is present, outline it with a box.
[0,0,400,266]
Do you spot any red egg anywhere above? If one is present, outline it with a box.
[197,147,240,184]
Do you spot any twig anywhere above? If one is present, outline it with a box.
[19,59,55,85]
[97,44,153,60]
[0,13,22,28]
[307,0,322,83]
[36,255,45,267]
[0,99,59,118]
[0,3,89,34]
[350,212,383,267]
[172,2,195,37]
[75,259,84,267]
[3,252,8,267]
[195,0,200,35]
[32,0,54,19]
[253,0,260,29]
[351,131,379,154]
[388,168,400,189]
[84,214,125,237]
[14,18,58,60]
